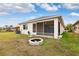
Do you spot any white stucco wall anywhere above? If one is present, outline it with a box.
[28,23,36,35]
[20,24,28,34]
[54,18,58,39]
[54,18,64,39]
[20,23,36,35]
[60,23,64,34]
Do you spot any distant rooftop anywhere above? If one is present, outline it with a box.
[73,20,79,26]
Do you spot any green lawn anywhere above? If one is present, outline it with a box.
[0,32,28,40]
[39,32,79,55]
[60,32,79,55]
[0,32,79,55]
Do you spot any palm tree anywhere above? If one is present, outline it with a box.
[5,25,8,29]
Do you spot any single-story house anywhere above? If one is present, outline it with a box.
[73,20,79,34]
[19,16,65,39]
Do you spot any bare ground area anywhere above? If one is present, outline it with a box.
[0,38,77,56]
[0,39,65,56]
[0,39,58,56]
[0,32,79,56]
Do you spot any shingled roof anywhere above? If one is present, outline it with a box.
[73,20,79,26]
[19,15,65,27]
[19,16,62,23]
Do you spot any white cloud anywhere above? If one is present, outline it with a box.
[57,5,61,8]
[69,12,79,16]
[36,3,58,11]
[0,3,36,16]
[63,3,79,10]
[0,12,9,16]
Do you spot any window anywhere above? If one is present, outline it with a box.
[33,24,36,32]
[23,25,28,30]
[58,22,60,35]
[74,27,77,30]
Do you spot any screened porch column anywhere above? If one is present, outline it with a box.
[36,23,37,34]
[54,18,58,39]
[43,22,44,35]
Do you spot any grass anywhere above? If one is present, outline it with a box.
[39,32,79,55]
[60,32,79,55]
[0,32,79,55]
[0,32,28,40]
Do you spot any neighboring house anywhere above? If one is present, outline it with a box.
[19,16,65,39]
[73,20,79,34]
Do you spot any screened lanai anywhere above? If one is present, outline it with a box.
[33,21,54,36]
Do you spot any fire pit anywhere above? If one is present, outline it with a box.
[28,38,43,45]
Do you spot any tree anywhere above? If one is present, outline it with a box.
[65,24,73,32]
[5,25,8,29]
[9,25,13,29]
[0,27,2,32]
[4,25,14,32]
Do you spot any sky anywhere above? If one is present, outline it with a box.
[0,3,79,27]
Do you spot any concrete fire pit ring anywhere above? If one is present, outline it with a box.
[28,38,43,45]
